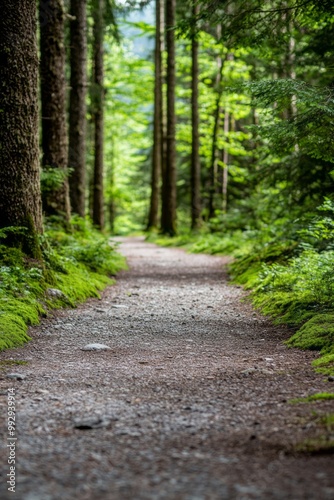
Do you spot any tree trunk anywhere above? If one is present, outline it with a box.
[0,0,43,257]
[161,0,177,236]
[191,3,201,230]
[147,0,164,230]
[208,43,226,219]
[68,0,87,217]
[40,0,71,224]
[92,0,105,230]
[222,109,230,214]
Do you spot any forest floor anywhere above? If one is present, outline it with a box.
[0,237,333,500]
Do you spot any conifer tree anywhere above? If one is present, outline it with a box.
[69,0,88,217]
[147,0,164,230]
[40,0,71,224]
[161,0,177,235]
[91,0,105,230]
[0,0,43,257]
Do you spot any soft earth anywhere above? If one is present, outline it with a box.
[0,237,333,500]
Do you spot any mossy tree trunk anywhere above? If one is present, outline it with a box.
[68,0,87,217]
[40,0,71,224]
[92,0,105,230]
[0,0,43,258]
[161,0,177,236]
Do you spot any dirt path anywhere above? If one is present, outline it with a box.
[0,237,333,500]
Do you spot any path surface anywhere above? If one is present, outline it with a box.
[0,237,333,500]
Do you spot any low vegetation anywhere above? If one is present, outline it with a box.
[0,218,126,351]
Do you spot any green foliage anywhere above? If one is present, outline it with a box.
[41,167,71,196]
[287,314,334,351]
[0,218,126,351]
[45,216,126,275]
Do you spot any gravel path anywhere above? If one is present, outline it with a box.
[0,237,333,500]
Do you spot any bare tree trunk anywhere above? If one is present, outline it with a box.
[147,0,164,230]
[208,38,226,219]
[191,3,201,230]
[161,0,177,235]
[0,0,43,257]
[222,109,230,214]
[40,0,71,224]
[92,0,105,230]
[68,0,87,217]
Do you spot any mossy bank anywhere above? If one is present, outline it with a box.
[0,218,126,351]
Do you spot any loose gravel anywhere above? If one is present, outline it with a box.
[0,237,333,500]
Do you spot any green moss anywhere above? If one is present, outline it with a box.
[0,297,44,325]
[312,353,334,375]
[0,313,31,350]
[290,392,334,403]
[287,314,334,351]
[54,262,113,306]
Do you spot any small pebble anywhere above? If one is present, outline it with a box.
[6,373,26,380]
[81,343,111,351]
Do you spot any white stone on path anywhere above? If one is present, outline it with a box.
[81,343,111,351]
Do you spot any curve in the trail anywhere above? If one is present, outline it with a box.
[0,237,333,500]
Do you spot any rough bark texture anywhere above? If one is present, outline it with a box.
[40,0,71,224]
[191,3,201,230]
[161,0,177,236]
[92,0,105,230]
[68,0,87,217]
[147,0,163,230]
[0,0,43,257]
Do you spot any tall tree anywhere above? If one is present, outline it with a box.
[190,2,201,229]
[147,0,164,230]
[221,107,230,213]
[161,0,177,235]
[40,0,71,224]
[68,0,88,217]
[91,0,105,230]
[0,0,43,257]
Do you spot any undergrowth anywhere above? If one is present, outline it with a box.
[0,217,126,351]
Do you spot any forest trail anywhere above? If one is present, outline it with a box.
[0,237,333,500]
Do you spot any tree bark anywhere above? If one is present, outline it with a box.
[191,3,201,230]
[92,0,105,230]
[40,0,71,224]
[68,0,87,217]
[0,0,43,257]
[161,0,177,236]
[147,0,164,230]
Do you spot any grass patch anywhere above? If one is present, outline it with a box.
[290,393,334,403]
[0,360,28,369]
[0,217,127,351]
